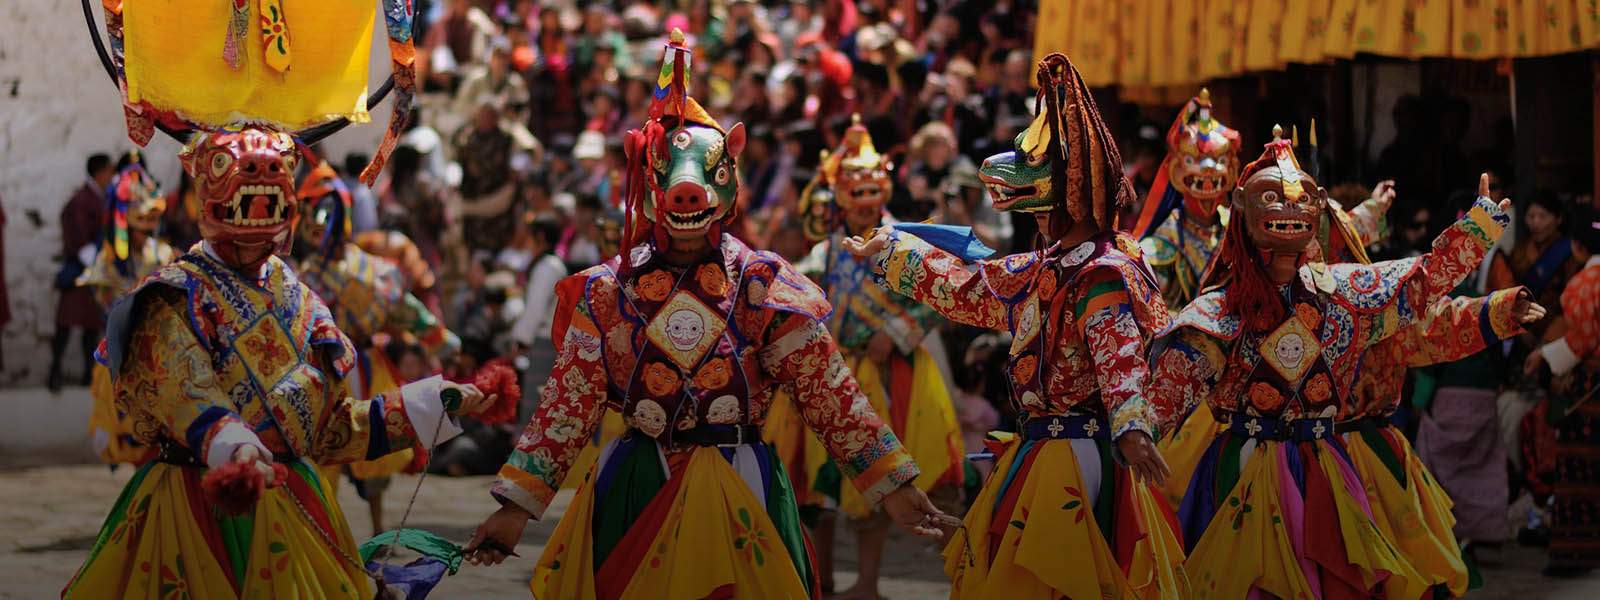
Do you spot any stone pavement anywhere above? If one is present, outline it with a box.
[3,462,1600,598]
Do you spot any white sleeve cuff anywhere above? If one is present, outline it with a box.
[205,421,272,471]
[401,375,464,446]
[1544,338,1582,376]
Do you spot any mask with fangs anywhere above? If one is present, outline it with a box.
[179,127,302,271]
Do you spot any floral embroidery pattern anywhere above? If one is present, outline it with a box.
[1061,486,1088,524]
[731,508,774,566]
[257,0,291,73]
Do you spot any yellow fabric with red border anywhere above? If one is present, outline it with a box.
[122,0,376,129]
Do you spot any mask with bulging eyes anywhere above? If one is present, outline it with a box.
[625,122,747,240]
[1233,165,1327,255]
[179,127,301,270]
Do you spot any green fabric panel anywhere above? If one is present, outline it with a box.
[1215,435,1245,504]
[219,513,253,586]
[1073,281,1127,315]
[1357,425,1409,489]
[591,440,668,571]
[813,458,842,501]
[764,449,816,598]
[65,463,154,596]
[360,529,464,574]
[1093,437,1116,548]
[1410,369,1438,412]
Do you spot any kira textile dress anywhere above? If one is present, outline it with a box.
[1150,196,1506,599]
[490,236,920,600]
[63,248,459,599]
[874,228,1188,599]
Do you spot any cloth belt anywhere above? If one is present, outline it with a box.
[671,424,764,447]
[1334,414,1391,435]
[1020,413,1110,442]
[1225,412,1335,442]
[154,439,295,467]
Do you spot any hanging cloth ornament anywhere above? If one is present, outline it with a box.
[259,0,291,73]
[223,0,249,69]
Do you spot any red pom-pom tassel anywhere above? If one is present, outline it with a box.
[200,461,288,516]
[470,359,522,424]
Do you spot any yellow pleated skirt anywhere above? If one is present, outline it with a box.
[1345,425,1468,597]
[945,435,1188,599]
[64,460,369,599]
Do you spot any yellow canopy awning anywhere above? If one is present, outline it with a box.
[1036,0,1600,88]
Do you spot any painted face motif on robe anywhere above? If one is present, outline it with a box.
[1233,129,1326,255]
[180,127,300,269]
[664,309,707,351]
[1166,88,1240,217]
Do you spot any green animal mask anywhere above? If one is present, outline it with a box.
[631,122,746,240]
[977,130,1055,214]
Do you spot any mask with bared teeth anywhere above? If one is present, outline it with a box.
[180,127,300,271]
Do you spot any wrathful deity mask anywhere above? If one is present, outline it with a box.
[831,118,892,222]
[1233,136,1326,255]
[295,161,349,256]
[1167,89,1239,212]
[113,163,167,234]
[628,121,747,240]
[179,127,300,270]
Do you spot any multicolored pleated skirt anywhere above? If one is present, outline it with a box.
[531,435,819,600]
[1157,401,1226,507]
[1178,415,1425,599]
[62,459,370,599]
[1341,417,1469,597]
[944,427,1188,599]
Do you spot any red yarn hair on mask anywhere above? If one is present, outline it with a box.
[1200,215,1285,333]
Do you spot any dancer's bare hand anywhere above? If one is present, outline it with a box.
[1370,180,1397,214]
[1479,173,1512,212]
[443,382,494,416]
[1117,431,1170,486]
[1513,293,1547,325]
[231,445,278,485]
[1524,348,1548,378]
[465,505,532,566]
[882,485,946,538]
[842,229,891,258]
[867,331,895,365]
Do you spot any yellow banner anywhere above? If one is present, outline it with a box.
[123,0,376,129]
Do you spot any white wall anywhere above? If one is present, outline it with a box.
[0,1,391,386]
